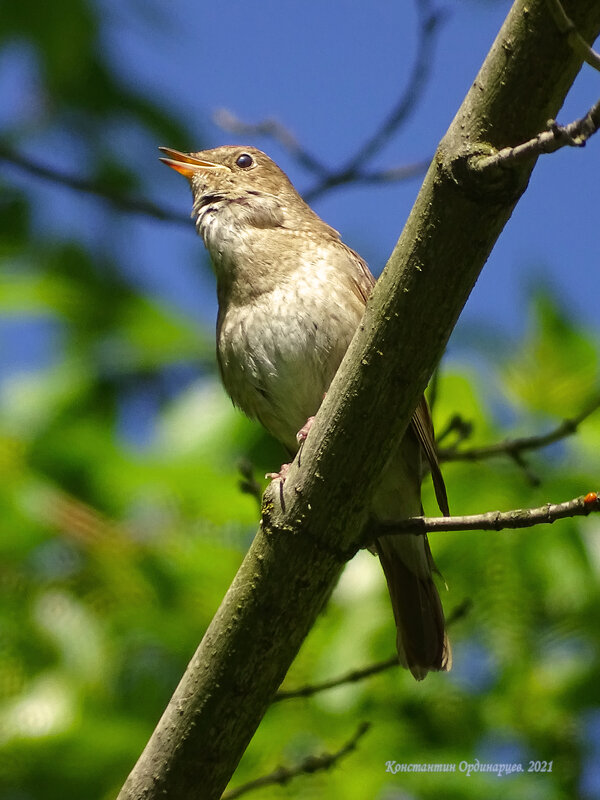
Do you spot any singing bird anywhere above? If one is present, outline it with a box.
[159,145,451,679]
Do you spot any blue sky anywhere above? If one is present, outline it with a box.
[1,0,599,373]
[119,0,599,338]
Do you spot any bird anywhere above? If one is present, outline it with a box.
[159,144,451,679]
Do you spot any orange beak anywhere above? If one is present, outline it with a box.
[158,147,228,178]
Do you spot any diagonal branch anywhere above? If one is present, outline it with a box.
[374,492,600,536]
[117,3,600,799]
[221,723,370,800]
[214,108,433,194]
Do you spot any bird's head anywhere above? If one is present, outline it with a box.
[159,145,299,203]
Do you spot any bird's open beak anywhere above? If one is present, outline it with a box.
[158,147,228,178]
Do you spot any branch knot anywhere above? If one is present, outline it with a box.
[442,144,525,204]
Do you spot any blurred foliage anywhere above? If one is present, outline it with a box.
[1,2,600,800]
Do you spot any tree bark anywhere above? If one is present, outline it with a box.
[118,1,600,797]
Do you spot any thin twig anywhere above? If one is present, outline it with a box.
[326,158,432,188]
[0,143,189,225]
[214,0,446,203]
[435,414,474,449]
[273,599,471,702]
[237,459,263,508]
[305,0,447,201]
[0,2,444,224]
[222,722,370,800]
[213,109,330,177]
[213,117,432,201]
[473,98,600,171]
[0,135,429,223]
[374,492,600,536]
[274,657,399,703]
[339,0,447,169]
[506,449,542,488]
[545,0,600,71]
[302,160,431,201]
[439,396,600,463]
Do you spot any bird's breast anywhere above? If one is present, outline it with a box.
[217,264,364,451]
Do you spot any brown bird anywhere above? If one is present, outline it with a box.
[159,144,451,679]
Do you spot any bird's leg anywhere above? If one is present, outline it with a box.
[265,412,317,484]
[265,462,291,482]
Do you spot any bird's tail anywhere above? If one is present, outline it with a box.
[376,533,451,680]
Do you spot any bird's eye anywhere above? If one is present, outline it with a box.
[236,153,254,169]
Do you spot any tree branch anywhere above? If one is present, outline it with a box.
[305,0,447,202]
[0,142,189,225]
[273,600,472,702]
[374,492,600,536]
[270,492,600,704]
[275,658,399,703]
[117,3,600,798]
[331,0,447,169]
[212,109,331,178]
[214,109,433,193]
[326,158,432,189]
[237,459,264,508]
[546,0,600,71]
[473,98,600,171]
[221,723,370,800]
[439,396,600,463]
[215,0,446,203]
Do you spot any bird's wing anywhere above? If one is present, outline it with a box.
[347,247,377,304]
[411,396,449,516]
[343,244,448,516]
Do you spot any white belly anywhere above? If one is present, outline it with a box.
[217,268,364,452]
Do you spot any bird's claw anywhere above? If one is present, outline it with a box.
[265,463,291,483]
[265,415,316,508]
[296,415,315,445]
[266,463,290,510]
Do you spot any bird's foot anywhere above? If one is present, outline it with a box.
[266,414,316,484]
[265,463,290,510]
[265,462,291,483]
[296,415,315,446]
[265,414,318,508]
